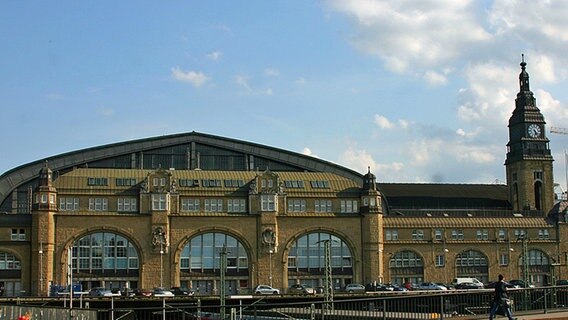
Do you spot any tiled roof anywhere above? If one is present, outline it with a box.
[384,216,549,228]
[54,168,360,195]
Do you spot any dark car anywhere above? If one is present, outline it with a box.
[170,286,194,296]
[557,280,568,286]
[89,287,113,297]
[388,283,408,291]
[486,281,516,289]
[132,288,153,297]
[365,283,392,292]
[509,279,534,288]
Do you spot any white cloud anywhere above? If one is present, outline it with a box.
[423,70,447,86]
[326,0,491,73]
[46,93,68,100]
[97,107,114,117]
[301,147,319,158]
[374,115,394,129]
[296,77,306,84]
[206,51,222,61]
[536,89,568,128]
[264,68,280,77]
[171,67,209,87]
[234,75,273,96]
[456,62,515,126]
[339,146,404,180]
[340,147,378,172]
[234,75,252,91]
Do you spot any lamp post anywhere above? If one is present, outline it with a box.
[160,242,164,288]
[67,246,74,318]
[443,248,449,284]
[269,248,274,287]
[39,242,43,296]
[219,244,228,320]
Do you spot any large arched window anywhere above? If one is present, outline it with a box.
[455,250,489,284]
[71,232,140,290]
[287,232,353,289]
[520,249,550,286]
[180,232,249,295]
[389,250,424,285]
[0,252,22,296]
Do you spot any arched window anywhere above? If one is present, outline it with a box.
[180,232,249,295]
[71,232,140,290]
[287,232,353,289]
[389,250,424,285]
[455,250,489,284]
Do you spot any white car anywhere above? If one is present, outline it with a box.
[254,285,280,295]
[152,288,175,297]
[418,282,448,290]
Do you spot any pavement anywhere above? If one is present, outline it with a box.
[514,311,568,320]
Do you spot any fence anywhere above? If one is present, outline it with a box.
[0,304,98,320]
[3,286,568,320]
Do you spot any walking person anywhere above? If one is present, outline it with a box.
[489,274,516,320]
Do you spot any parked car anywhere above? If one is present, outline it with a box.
[485,281,516,289]
[454,282,482,290]
[388,283,408,292]
[344,283,366,293]
[152,288,175,297]
[366,283,390,292]
[254,285,280,295]
[132,288,153,297]
[509,279,534,288]
[89,287,113,297]
[418,282,448,290]
[288,284,315,295]
[170,286,194,296]
[556,280,568,286]
[452,277,484,289]
[121,288,136,297]
[403,282,420,291]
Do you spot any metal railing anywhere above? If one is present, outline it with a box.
[4,286,568,320]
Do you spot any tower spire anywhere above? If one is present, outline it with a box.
[519,53,530,92]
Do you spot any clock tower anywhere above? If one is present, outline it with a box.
[505,56,554,213]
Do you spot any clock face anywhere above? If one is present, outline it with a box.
[527,124,541,138]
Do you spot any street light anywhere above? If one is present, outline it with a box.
[160,242,164,288]
[219,244,228,320]
[39,242,43,296]
[269,248,274,287]
[443,248,449,284]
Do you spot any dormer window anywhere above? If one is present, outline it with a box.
[261,179,273,189]
[153,178,166,187]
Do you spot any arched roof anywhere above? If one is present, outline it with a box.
[0,131,363,208]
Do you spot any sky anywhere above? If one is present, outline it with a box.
[1,0,568,192]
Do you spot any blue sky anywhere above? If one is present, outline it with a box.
[1,1,568,192]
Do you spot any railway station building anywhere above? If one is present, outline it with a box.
[0,60,566,296]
